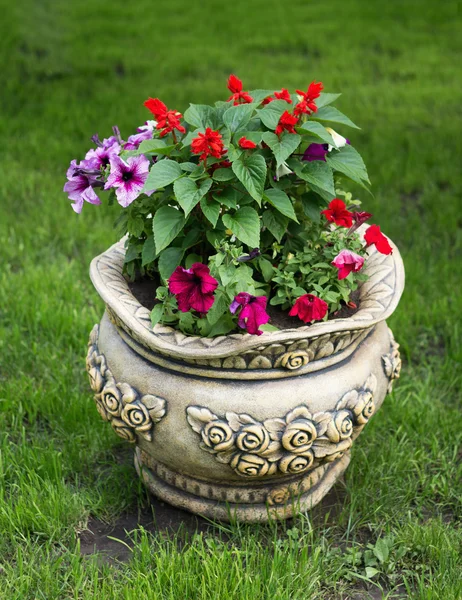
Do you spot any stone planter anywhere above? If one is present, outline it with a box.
[86,231,404,522]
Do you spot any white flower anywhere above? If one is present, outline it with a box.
[275,161,293,180]
[326,127,348,151]
[139,120,157,131]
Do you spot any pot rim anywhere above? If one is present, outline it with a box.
[90,225,404,361]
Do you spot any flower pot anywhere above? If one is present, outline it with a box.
[86,233,404,522]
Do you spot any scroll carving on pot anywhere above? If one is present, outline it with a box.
[186,374,377,478]
[86,325,167,442]
[382,328,402,394]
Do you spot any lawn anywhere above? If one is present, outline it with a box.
[0,0,461,598]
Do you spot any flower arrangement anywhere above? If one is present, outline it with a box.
[65,76,392,337]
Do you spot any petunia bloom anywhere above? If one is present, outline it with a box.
[364,224,393,255]
[169,263,218,313]
[124,121,157,150]
[191,128,226,163]
[230,292,270,336]
[353,211,373,225]
[289,294,328,323]
[303,143,329,162]
[325,127,350,149]
[275,111,298,135]
[275,160,293,180]
[294,80,323,115]
[227,74,253,105]
[143,97,185,138]
[321,199,354,228]
[332,249,365,280]
[64,159,102,213]
[104,154,150,207]
[85,136,121,170]
[238,136,257,149]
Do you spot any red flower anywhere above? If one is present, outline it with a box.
[143,97,186,138]
[275,111,298,135]
[230,292,270,336]
[191,128,226,163]
[263,88,292,105]
[169,263,218,313]
[227,74,253,105]
[295,80,323,115]
[332,250,365,280]
[364,225,393,255]
[352,211,373,225]
[321,199,354,228]
[289,294,328,323]
[238,136,257,149]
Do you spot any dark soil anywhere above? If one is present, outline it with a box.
[128,276,360,330]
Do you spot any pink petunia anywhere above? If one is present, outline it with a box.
[332,249,365,280]
[169,263,218,313]
[230,292,270,336]
[104,154,150,207]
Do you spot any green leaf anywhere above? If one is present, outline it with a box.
[206,290,230,326]
[222,207,260,248]
[365,567,380,579]
[301,192,324,222]
[262,132,301,167]
[223,103,257,132]
[260,323,279,332]
[152,206,186,253]
[262,209,289,242]
[315,92,342,109]
[212,168,236,182]
[183,104,217,129]
[263,188,298,222]
[141,235,157,266]
[289,159,335,197]
[226,143,243,162]
[373,538,390,564]
[179,162,197,172]
[181,127,203,147]
[185,253,202,269]
[234,131,263,144]
[232,153,267,203]
[150,304,164,327]
[247,89,276,104]
[256,100,290,129]
[299,121,335,146]
[138,139,176,156]
[258,256,275,282]
[173,177,212,216]
[212,187,241,209]
[326,145,370,185]
[158,246,184,280]
[310,106,360,129]
[200,197,221,227]
[144,159,183,191]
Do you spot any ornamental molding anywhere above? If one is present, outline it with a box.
[86,325,167,442]
[186,373,377,479]
[89,225,404,370]
[382,328,402,394]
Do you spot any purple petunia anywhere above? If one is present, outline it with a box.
[124,120,157,151]
[302,143,329,162]
[104,154,150,207]
[63,159,102,213]
[85,135,121,170]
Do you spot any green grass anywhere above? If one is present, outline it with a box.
[1,0,461,598]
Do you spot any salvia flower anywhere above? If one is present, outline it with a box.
[124,121,157,150]
[303,143,329,162]
[289,294,328,323]
[332,249,365,280]
[275,111,298,135]
[104,155,150,207]
[169,263,218,313]
[263,88,292,105]
[230,292,270,336]
[238,136,257,149]
[321,199,354,228]
[63,159,102,213]
[294,80,323,116]
[364,225,393,255]
[191,128,226,163]
[227,74,253,105]
[143,97,185,138]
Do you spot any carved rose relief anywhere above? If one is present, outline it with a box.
[186,373,377,478]
[86,325,167,443]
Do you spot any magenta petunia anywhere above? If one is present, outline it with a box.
[85,136,121,170]
[302,143,329,162]
[169,263,218,313]
[104,154,150,207]
[230,292,270,336]
[63,159,102,213]
[124,121,157,150]
[331,249,365,280]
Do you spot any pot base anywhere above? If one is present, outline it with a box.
[134,448,350,523]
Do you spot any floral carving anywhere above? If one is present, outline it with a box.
[86,325,167,442]
[382,328,402,394]
[186,374,377,478]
